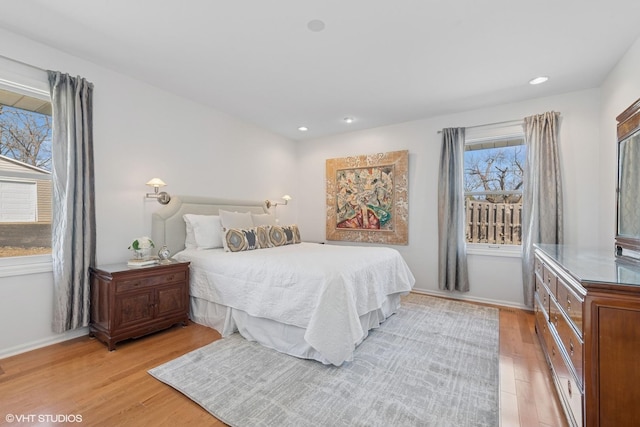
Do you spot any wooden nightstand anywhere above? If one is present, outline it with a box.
[89,261,190,350]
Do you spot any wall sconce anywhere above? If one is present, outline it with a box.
[145,178,171,205]
[265,194,292,209]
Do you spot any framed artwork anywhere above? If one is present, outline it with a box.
[326,150,409,245]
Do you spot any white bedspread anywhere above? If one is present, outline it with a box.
[174,243,415,365]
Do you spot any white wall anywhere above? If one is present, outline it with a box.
[3,25,640,358]
[296,88,602,308]
[0,28,296,357]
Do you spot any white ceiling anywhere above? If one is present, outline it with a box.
[1,0,640,141]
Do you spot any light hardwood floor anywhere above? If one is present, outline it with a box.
[0,301,568,426]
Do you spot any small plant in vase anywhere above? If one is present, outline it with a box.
[129,236,155,260]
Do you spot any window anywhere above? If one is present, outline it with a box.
[0,59,52,269]
[464,124,525,254]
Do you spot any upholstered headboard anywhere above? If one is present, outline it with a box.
[151,195,269,256]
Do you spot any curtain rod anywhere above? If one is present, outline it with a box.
[0,54,48,73]
[437,119,522,134]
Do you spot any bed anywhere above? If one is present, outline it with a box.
[152,196,415,366]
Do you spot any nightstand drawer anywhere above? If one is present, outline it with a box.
[116,270,187,293]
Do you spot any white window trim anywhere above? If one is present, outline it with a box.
[0,254,53,277]
[466,243,522,258]
[0,56,52,275]
[464,121,525,257]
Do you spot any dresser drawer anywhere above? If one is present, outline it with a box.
[554,302,584,387]
[535,297,553,353]
[548,336,584,427]
[558,362,584,427]
[556,278,584,336]
[543,264,558,297]
[535,275,550,319]
[535,256,544,280]
[116,270,187,293]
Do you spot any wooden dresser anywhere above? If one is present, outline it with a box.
[89,261,190,350]
[534,244,640,427]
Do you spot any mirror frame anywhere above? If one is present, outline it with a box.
[615,97,640,261]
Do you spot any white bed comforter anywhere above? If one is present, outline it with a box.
[174,242,415,365]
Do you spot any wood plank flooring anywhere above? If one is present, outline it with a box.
[0,302,568,426]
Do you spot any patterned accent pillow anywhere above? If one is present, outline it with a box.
[223,227,263,252]
[268,224,301,247]
[268,225,286,247]
[281,224,301,244]
[256,225,270,248]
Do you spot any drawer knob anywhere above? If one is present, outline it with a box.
[166,274,175,281]
[567,298,571,311]
[570,340,574,356]
[554,314,558,327]
[567,379,572,398]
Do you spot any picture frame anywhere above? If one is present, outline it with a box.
[326,150,409,245]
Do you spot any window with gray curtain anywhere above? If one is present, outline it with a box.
[521,111,563,308]
[438,127,470,292]
[48,71,96,333]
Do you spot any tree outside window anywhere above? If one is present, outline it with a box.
[464,138,525,245]
[0,95,52,258]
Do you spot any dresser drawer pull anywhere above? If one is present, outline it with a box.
[553,314,558,327]
[569,340,574,356]
[566,298,571,312]
[552,346,555,357]
[165,274,175,282]
[567,379,572,397]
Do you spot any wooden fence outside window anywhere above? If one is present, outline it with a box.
[465,200,522,245]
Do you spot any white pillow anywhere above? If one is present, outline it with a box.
[183,214,223,249]
[219,210,254,230]
[251,213,276,226]
[184,217,197,249]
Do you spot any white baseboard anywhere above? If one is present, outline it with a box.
[411,289,531,311]
[0,327,89,360]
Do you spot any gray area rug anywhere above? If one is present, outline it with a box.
[149,294,499,427]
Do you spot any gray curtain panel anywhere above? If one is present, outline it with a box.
[521,111,563,308]
[438,127,469,292]
[48,71,96,333]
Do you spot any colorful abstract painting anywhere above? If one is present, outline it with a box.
[326,150,408,244]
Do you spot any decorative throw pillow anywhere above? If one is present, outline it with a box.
[183,214,223,249]
[281,224,301,244]
[251,213,276,226]
[223,227,265,252]
[256,225,270,249]
[219,210,254,230]
[268,225,287,247]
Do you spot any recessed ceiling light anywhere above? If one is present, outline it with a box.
[307,19,325,32]
[529,76,549,85]
[298,126,309,132]
[344,117,355,124]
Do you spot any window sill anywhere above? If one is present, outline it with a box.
[467,244,522,258]
[0,255,53,277]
